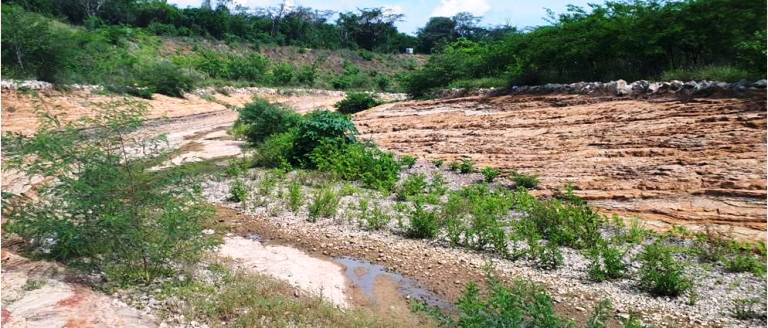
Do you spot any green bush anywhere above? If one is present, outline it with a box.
[724,254,766,276]
[523,199,603,249]
[138,61,194,97]
[585,299,613,328]
[588,243,627,282]
[406,201,439,239]
[449,158,474,173]
[480,167,499,183]
[358,200,391,230]
[230,179,248,203]
[2,100,218,284]
[256,130,298,170]
[638,242,692,297]
[236,99,302,145]
[296,65,317,85]
[513,171,539,189]
[456,276,572,327]
[660,65,754,82]
[399,155,417,169]
[293,110,358,165]
[395,174,428,201]
[286,180,302,212]
[307,185,340,222]
[310,140,400,191]
[431,159,444,168]
[536,242,564,270]
[270,63,295,85]
[334,92,381,114]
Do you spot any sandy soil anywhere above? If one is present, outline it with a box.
[354,94,767,240]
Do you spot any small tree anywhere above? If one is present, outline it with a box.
[2,100,219,284]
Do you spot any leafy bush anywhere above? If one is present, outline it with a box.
[256,130,298,170]
[523,199,603,249]
[456,276,572,327]
[236,99,302,145]
[296,65,317,85]
[480,166,499,183]
[513,171,539,189]
[431,159,444,168]
[395,174,428,201]
[293,110,358,165]
[399,155,417,169]
[270,63,295,85]
[729,298,765,320]
[230,179,248,203]
[310,140,400,191]
[661,65,754,82]
[637,242,692,297]
[138,61,194,97]
[2,100,218,283]
[724,254,766,276]
[449,158,474,173]
[535,242,564,270]
[588,243,627,282]
[307,185,340,222]
[585,299,613,328]
[358,200,391,230]
[406,201,439,239]
[334,92,381,114]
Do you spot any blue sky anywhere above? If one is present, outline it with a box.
[166,0,595,34]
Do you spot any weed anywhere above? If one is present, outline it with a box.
[512,171,539,189]
[406,201,439,239]
[307,186,340,222]
[535,242,564,270]
[395,173,428,201]
[620,314,647,328]
[359,199,391,230]
[637,241,692,297]
[585,299,613,328]
[22,279,45,291]
[230,179,248,203]
[449,158,474,173]
[724,254,766,276]
[480,166,499,183]
[587,243,627,282]
[399,155,417,169]
[334,92,381,114]
[729,298,765,320]
[339,182,358,196]
[431,159,444,168]
[310,140,399,191]
[286,180,302,212]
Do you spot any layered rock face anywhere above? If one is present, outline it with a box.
[355,93,766,240]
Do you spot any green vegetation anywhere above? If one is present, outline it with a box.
[403,0,765,96]
[229,179,248,203]
[334,92,381,114]
[358,199,392,231]
[2,100,218,284]
[235,99,302,145]
[449,158,474,174]
[307,185,340,222]
[587,243,627,282]
[286,180,302,212]
[406,201,440,239]
[480,167,499,183]
[399,155,418,169]
[512,171,539,189]
[637,242,692,297]
[311,141,401,191]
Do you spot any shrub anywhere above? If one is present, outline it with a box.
[480,166,499,183]
[310,140,400,191]
[588,243,627,282]
[431,159,444,168]
[307,185,340,222]
[236,99,302,145]
[399,155,417,169]
[334,92,381,114]
[138,61,194,97]
[513,171,539,189]
[536,242,564,270]
[286,180,302,212]
[2,100,218,283]
[729,298,765,320]
[406,201,439,239]
[296,65,317,85]
[230,179,248,203]
[638,242,692,297]
[585,299,613,328]
[724,254,766,276]
[359,200,391,230]
[449,158,474,173]
[660,65,753,82]
[525,199,603,249]
[293,110,358,165]
[255,130,297,170]
[456,276,572,327]
[228,53,269,81]
[270,63,295,85]
[395,173,428,201]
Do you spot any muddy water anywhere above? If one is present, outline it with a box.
[219,236,450,313]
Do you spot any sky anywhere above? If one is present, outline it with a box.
[166,0,595,34]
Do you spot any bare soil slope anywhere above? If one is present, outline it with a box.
[354,94,767,240]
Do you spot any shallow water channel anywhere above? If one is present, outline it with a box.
[218,235,450,312]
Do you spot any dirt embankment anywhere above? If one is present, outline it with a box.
[354,94,767,240]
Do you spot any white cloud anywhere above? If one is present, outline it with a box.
[430,0,490,18]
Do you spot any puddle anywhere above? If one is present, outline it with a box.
[335,257,453,311]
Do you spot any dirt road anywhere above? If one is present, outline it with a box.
[354,94,767,240]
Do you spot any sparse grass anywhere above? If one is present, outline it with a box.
[729,298,766,321]
[307,185,340,222]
